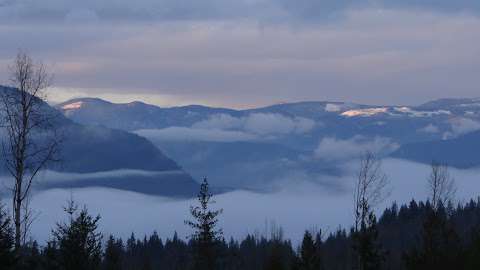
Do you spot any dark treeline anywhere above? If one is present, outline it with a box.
[2,189,480,269]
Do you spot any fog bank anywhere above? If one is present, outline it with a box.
[17,159,480,244]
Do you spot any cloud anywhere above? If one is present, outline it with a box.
[324,103,342,112]
[192,114,244,130]
[244,113,315,135]
[193,113,316,135]
[1,0,479,23]
[0,169,189,198]
[314,136,399,161]
[64,8,100,23]
[134,127,258,142]
[134,113,314,143]
[443,118,480,139]
[418,124,440,133]
[1,8,480,108]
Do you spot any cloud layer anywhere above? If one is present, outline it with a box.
[314,136,399,161]
[444,117,480,139]
[0,3,479,108]
[136,113,315,142]
[1,0,480,23]
[22,159,480,245]
[193,113,315,135]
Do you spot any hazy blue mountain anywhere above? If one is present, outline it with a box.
[58,97,480,146]
[56,96,480,190]
[58,97,480,145]
[58,98,241,130]
[392,130,480,169]
[58,124,179,173]
[0,86,200,197]
[154,141,319,189]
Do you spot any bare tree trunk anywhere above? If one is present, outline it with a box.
[353,151,388,232]
[14,186,21,250]
[428,162,456,212]
[352,151,388,270]
[1,51,60,252]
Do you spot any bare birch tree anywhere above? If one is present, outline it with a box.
[352,151,389,270]
[1,51,60,251]
[353,151,389,232]
[427,162,456,211]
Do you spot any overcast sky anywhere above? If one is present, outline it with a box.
[1,0,479,108]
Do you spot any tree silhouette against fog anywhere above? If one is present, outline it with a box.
[403,162,461,270]
[352,151,388,270]
[1,51,61,251]
[45,197,103,270]
[298,230,324,270]
[103,235,124,270]
[186,178,223,270]
[427,162,456,211]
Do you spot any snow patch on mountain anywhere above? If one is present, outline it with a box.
[393,107,451,117]
[61,101,83,110]
[341,108,388,117]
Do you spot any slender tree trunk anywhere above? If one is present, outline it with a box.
[2,51,60,255]
[14,187,21,250]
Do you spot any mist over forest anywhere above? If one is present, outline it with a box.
[25,159,480,244]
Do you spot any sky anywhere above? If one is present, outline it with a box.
[1,1,480,108]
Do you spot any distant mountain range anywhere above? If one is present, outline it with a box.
[56,96,480,190]
[58,97,480,143]
[8,84,478,196]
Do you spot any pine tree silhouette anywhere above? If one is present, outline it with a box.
[52,198,103,270]
[104,235,124,270]
[185,178,223,270]
[299,230,324,270]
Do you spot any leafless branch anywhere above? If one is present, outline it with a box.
[1,51,61,251]
[353,151,389,232]
[427,162,456,211]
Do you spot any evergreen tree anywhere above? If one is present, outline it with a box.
[352,212,384,270]
[41,240,60,270]
[403,206,462,270]
[264,242,286,270]
[104,235,124,270]
[299,230,323,270]
[264,226,292,270]
[53,199,103,270]
[163,232,189,270]
[404,164,461,270]
[0,203,15,269]
[185,178,223,270]
[465,227,480,269]
[17,241,42,270]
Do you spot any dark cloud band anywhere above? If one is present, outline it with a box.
[1,0,479,23]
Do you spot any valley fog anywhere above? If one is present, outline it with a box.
[26,158,480,244]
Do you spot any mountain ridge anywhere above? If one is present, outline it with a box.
[54,95,480,190]
[0,86,200,197]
